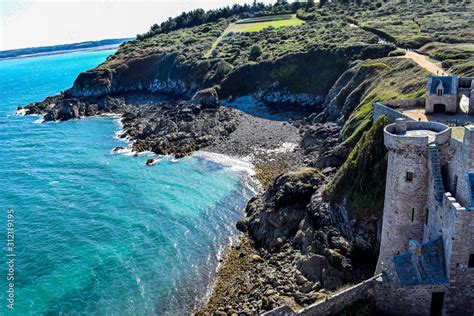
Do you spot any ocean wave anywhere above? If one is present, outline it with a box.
[192,150,261,194]
[99,113,122,118]
[110,146,134,155]
[192,150,255,177]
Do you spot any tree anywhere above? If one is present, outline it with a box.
[306,0,315,10]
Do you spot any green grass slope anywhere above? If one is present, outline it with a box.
[322,57,430,217]
[418,42,474,76]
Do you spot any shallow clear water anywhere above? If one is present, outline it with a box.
[0,50,253,315]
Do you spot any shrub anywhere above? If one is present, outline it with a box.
[249,44,263,61]
[388,49,405,57]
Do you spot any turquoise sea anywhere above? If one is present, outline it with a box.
[0,50,254,315]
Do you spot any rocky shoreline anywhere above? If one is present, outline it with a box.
[24,85,379,315]
[197,168,378,314]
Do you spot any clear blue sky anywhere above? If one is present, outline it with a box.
[1,0,274,51]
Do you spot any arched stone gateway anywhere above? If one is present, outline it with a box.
[433,103,446,114]
[425,75,474,115]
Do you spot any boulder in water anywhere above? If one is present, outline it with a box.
[146,158,157,166]
[112,146,126,153]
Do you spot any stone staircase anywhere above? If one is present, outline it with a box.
[428,144,445,202]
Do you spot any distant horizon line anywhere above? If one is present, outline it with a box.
[0,37,136,54]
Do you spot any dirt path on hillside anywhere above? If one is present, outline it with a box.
[402,50,446,75]
[348,23,447,75]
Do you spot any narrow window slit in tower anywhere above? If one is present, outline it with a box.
[411,208,415,222]
[469,254,474,268]
[406,172,414,182]
[453,175,458,195]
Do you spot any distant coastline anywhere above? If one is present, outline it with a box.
[0,38,133,60]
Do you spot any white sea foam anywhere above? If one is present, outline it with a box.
[33,118,45,124]
[193,151,255,176]
[16,108,27,115]
[192,150,261,194]
[100,113,122,118]
[110,146,134,155]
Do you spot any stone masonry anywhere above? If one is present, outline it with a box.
[374,118,474,315]
[425,75,474,115]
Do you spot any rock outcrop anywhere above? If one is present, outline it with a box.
[67,53,213,98]
[191,87,220,108]
[219,45,394,109]
[25,92,239,158]
[237,167,377,293]
[121,100,237,158]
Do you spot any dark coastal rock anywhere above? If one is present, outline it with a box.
[67,53,212,98]
[239,165,378,299]
[68,68,113,97]
[25,92,239,158]
[191,87,220,108]
[265,167,324,208]
[242,168,324,251]
[146,158,156,166]
[112,146,126,153]
[121,100,238,158]
[26,93,136,121]
[300,123,348,169]
[295,253,326,282]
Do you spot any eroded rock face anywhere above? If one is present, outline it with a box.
[238,167,377,292]
[300,123,347,169]
[67,53,211,98]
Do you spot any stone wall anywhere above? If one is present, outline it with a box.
[373,102,415,123]
[424,193,461,266]
[263,275,381,316]
[382,97,425,109]
[445,205,474,315]
[375,278,447,316]
[469,93,474,115]
[445,127,474,208]
[464,126,474,171]
[426,93,458,115]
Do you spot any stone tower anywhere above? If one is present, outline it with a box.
[375,119,451,273]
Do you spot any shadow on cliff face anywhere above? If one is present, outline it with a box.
[237,167,378,291]
[221,95,309,121]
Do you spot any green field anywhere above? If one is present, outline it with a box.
[452,126,465,140]
[231,14,304,32]
[204,14,304,58]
